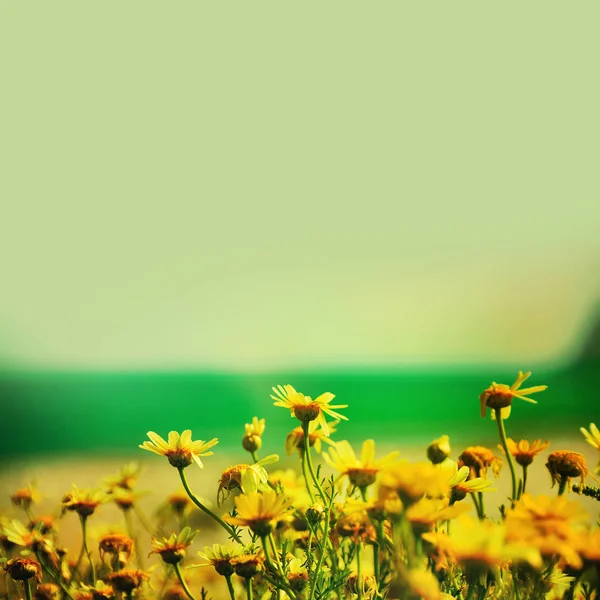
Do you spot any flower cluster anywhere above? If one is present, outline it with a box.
[5,372,600,600]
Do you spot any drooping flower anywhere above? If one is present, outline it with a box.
[139,430,218,469]
[427,435,451,465]
[271,384,347,435]
[499,438,550,467]
[108,570,149,593]
[98,533,134,568]
[217,454,279,504]
[458,446,502,479]
[224,490,289,537]
[546,451,589,491]
[479,371,547,419]
[3,558,42,582]
[323,439,400,489]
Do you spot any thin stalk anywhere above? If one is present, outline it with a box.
[470,493,483,520]
[558,477,568,496]
[301,447,316,503]
[174,562,197,600]
[477,492,486,519]
[124,509,145,569]
[177,468,242,543]
[302,423,326,501]
[79,515,96,584]
[133,505,155,536]
[309,493,332,600]
[246,578,253,600]
[36,552,75,600]
[225,576,236,600]
[24,579,33,600]
[465,580,476,600]
[521,465,528,496]
[494,408,519,504]
[251,451,259,464]
[260,537,295,599]
[356,543,363,600]
[125,592,133,600]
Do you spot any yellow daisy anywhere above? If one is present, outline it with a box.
[224,490,289,537]
[217,454,279,504]
[479,371,547,419]
[499,438,550,467]
[150,527,198,565]
[323,439,400,489]
[271,384,347,435]
[139,430,218,469]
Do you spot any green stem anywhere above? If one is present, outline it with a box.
[125,592,133,600]
[246,578,253,600]
[124,508,145,569]
[309,493,332,600]
[521,465,528,497]
[260,537,295,599]
[24,579,33,600]
[133,505,155,536]
[470,493,483,520]
[36,552,75,600]
[558,477,568,496]
[302,422,326,501]
[301,447,316,503]
[174,562,197,600]
[494,408,519,505]
[356,543,363,600]
[225,576,236,600]
[477,492,486,519]
[177,468,242,543]
[80,515,96,584]
[251,451,259,464]
[465,580,476,600]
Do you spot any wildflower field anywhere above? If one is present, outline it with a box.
[2,373,600,600]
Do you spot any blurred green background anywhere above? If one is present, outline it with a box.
[1,2,599,461]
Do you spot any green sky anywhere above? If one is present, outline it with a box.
[1,2,599,370]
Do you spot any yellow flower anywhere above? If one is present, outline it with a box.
[10,484,42,510]
[217,454,279,504]
[150,527,198,565]
[139,430,218,469]
[423,515,541,573]
[225,490,289,537]
[323,439,400,489]
[271,384,347,435]
[405,498,471,535]
[499,438,550,467]
[405,569,443,600]
[379,461,450,507]
[269,469,311,510]
[505,494,588,568]
[62,486,108,517]
[580,423,600,474]
[193,544,244,577]
[104,463,142,491]
[440,460,495,502]
[242,417,265,453]
[285,420,339,455]
[479,371,547,419]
